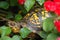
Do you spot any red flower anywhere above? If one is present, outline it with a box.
[54,20,60,32]
[54,2,60,16]
[46,0,51,1]
[18,0,25,5]
[53,0,60,2]
[56,37,60,40]
[55,8,60,16]
[44,1,56,11]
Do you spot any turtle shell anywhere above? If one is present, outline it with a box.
[20,8,52,33]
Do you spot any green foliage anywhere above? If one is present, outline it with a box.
[12,35,23,40]
[6,12,13,19]
[0,35,23,40]
[12,35,20,40]
[1,36,12,40]
[19,27,31,38]
[46,33,58,40]
[43,18,55,32]
[20,36,23,40]
[0,27,32,40]
[50,13,57,17]
[42,38,47,40]
[36,0,45,5]
[52,27,58,34]
[10,0,18,6]
[0,0,58,40]
[24,0,45,12]
[15,14,22,21]
[38,31,48,38]
[0,1,9,9]
[0,26,11,37]
[24,0,35,12]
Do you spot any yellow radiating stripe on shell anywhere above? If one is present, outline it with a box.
[33,13,39,20]
[42,10,49,20]
[29,13,40,25]
[24,13,30,19]
[42,11,45,16]
[45,13,49,17]
[30,17,34,20]
[42,16,47,20]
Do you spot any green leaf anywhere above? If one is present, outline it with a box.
[0,1,9,9]
[0,26,11,37]
[15,14,22,21]
[36,0,45,5]
[18,5,27,15]
[38,31,48,38]
[53,27,58,34]
[42,38,46,40]
[20,36,23,40]
[29,38,36,40]
[43,18,54,32]
[0,38,2,40]
[10,0,18,6]
[6,12,13,19]
[50,13,57,17]
[12,35,23,40]
[24,0,35,12]
[47,33,58,40]
[1,36,12,40]
[20,27,31,38]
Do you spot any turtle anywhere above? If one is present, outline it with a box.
[0,7,51,34]
[7,7,51,38]
[20,7,52,33]
[0,5,51,34]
